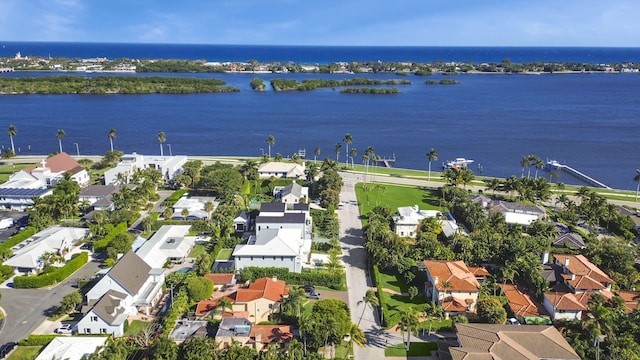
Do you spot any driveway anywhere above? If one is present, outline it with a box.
[0,258,101,344]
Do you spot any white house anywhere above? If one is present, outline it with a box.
[273,181,309,205]
[4,226,88,274]
[392,206,458,238]
[0,153,89,210]
[77,290,130,337]
[234,210,250,233]
[171,195,217,220]
[233,203,312,273]
[79,185,119,211]
[472,196,546,226]
[35,336,108,360]
[257,162,305,179]
[136,225,194,268]
[85,251,165,317]
[104,152,187,185]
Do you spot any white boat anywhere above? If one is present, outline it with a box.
[443,158,474,169]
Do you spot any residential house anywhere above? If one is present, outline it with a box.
[500,284,550,324]
[273,181,309,205]
[392,206,458,238]
[215,316,253,348]
[169,320,209,343]
[135,225,194,268]
[77,290,129,337]
[79,185,119,211]
[0,153,89,210]
[615,290,640,313]
[234,210,250,233]
[618,206,640,231]
[85,251,165,318]
[103,152,187,185]
[210,277,289,324]
[257,162,305,179]
[34,336,108,360]
[171,195,217,220]
[472,195,546,226]
[233,202,312,273]
[542,254,615,320]
[418,260,487,316]
[204,273,237,291]
[552,233,586,250]
[4,226,88,274]
[445,323,579,360]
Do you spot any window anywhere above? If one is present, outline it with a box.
[250,256,254,261]
[100,328,107,334]
[91,316,98,322]
[85,328,91,334]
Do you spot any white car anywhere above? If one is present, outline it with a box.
[55,324,73,334]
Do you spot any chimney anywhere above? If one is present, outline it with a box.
[570,273,575,281]
[542,251,549,265]
[272,276,277,282]
[564,257,570,267]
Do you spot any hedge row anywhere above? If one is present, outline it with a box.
[18,334,57,346]
[14,252,88,289]
[162,189,189,207]
[0,226,36,253]
[238,267,343,290]
[372,265,391,328]
[93,222,128,252]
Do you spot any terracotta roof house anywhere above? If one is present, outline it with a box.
[418,260,486,316]
[204,273,237,290]
[449,323,580,360]
[500,284,550,322]
[248,324,294,351]
[212,277,289,323]
[553,254,615,291]
[195,296,235,317]
[615,290,640,313]
[552,233,585,250]
[215,317,294,351]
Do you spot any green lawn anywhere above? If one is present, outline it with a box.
[125,319,152,336]
[376,269,429,328]
[8,346,43,360]
[355,183,443,219]
[189,244,208,258]
[216,248,233,261]
[384,342,438,357]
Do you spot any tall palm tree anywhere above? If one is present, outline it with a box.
[314,147,321,163]
[398,307,420,351]
[56,129,65,153]
[427,148,438,180]
[358,289,380,326]
[265,134,275,158]
[344,323,366,359]
[108,128,116,152]
[7,125,16,154]
[157,131,166,157]
[343,133,353,165]
[334,142,342,161]
[634,169,640,202]
[349,147,357,168]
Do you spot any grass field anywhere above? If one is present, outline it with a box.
[384,342,438,356]
[8,346,42,360]
[189,244,208,258]
[355,182,443,218]
[216,248,233,261]
[125,319,152,336]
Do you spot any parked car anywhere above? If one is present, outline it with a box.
[302,285,315,293]
[307,291,321,299]
[55,323,73,334]
[0,342,17,359]
[507,317,521,325]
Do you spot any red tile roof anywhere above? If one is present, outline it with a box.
[421,260,482,292]
[204,273,235,285]
[554,254,615,290]
[233,277,289,303]
[500,284,549,318]
[442,296,470,312]
[249,325,294,344]
[195,296,234,315]
[616,290,640,313]
[26,152,84,175]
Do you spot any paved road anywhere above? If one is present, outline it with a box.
[0,258,101,344]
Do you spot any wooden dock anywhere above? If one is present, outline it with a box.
[546,160,611,189]
[374,154,396,168]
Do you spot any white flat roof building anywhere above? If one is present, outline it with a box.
[136,225,193,268]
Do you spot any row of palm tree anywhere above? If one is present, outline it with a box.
[520,154,545,179]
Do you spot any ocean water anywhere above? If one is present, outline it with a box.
[0,43,639,190]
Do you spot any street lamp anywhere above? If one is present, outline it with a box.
[260,148,264,156]
[167,144,172,157]
[73,143,79,156]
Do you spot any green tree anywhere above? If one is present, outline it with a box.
[158,131,166,157]
[56,128,65,153]
[634,169,640,202]
[265,134,275,158]
[357,289,379,326]
[477,297,507,324]
[343,133,353,165]
[179,337,217,360]
[427,148,438,180]
[106,233,132,260]
[7,124,16,155]
[203,167,243,200]
[344,323,366,359]
[398,307,420,350]
[58,290,83,314]
[185,276,214,302]
[194,253,212,276]
[282,287,306,318]
[334,142,342,161]
[306,299,351,352]
[314,146,321,163]
[151,336,178,360]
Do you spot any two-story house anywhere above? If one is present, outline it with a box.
[392,206,459,238]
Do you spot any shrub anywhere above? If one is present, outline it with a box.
[18,334,57,346]
[93,222,128,252]
[238,267,343,290]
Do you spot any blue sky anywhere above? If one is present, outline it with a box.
[1,0,638,46]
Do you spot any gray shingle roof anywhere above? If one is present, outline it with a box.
[256,213,306,224]
[108,251,151,296]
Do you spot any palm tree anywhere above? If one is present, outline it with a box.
[56,129,65,153]
[217,297,233,316]
[344,323,366,359]
[282,288,306,318]
[7,125,16,154]
[358,289,379,326]
[349,147,357,168]
[534,157,544,178]
[343,133,353,165]
[520,156,529,178]
[265,134,275,158]
[108,128,116,152]
[634,169,640,201]
[287,339,305,360]
[314,147,321,163]
[334,142,342,161]
[157,131,166,157]
[427,148,438,180]
[398,307,420,351]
